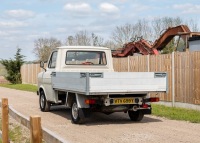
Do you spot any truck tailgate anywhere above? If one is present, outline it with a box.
[51,72,168,95]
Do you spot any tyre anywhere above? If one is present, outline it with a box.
[71,100,84,124]
[128,110,144,121]
[39,91,50,112]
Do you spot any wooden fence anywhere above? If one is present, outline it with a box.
[21,51,200,105]
[21,63,44,85]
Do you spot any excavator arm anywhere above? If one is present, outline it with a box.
[112,25,197,57]
[152,25,191,50]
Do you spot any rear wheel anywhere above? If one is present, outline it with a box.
[71,100,85,124]
[128,110,144,121]
[39,91,50,112]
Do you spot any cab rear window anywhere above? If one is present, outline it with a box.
[65,51,107,65]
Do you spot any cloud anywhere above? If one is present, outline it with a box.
[173,3,200,14]
[5,9,35,19]
[0,21,28,28]
[131,4,150,12]
[64,3,91,13]
[0,30,23,37]
[99,3,119,13]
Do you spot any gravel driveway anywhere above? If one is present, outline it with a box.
[0,87,200,143]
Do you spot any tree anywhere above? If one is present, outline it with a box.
[65,31,105,46]
[104,40,118,49]
[66,31,91,46]
[152,17,183,39]
[0,48,25,84]
[66,36,74,46]
[75,31,91,46]
[133,19,152,40]
[111,21,152,48]
[33,37,62,61]
[186,18,199,32]
[91,33,104,46]
[111,23,135,48]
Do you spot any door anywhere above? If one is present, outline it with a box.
[42,51,58,102]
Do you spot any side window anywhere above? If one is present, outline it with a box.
[48,51,57,68]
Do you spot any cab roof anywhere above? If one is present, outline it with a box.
[56,46,110,50]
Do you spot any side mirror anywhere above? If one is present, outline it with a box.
[40,61,46,72]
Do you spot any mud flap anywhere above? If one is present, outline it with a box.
[80,108,91,118]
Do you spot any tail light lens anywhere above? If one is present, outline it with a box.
[143,97,160,102]
[85,99,96,104]
[150,97,159,102]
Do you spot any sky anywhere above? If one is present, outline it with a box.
[0,0,200,61]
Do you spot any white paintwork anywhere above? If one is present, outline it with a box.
[55,46,114,72]
[38,46,168,106]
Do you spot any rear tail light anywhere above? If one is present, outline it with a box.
[85,99,96,104]
[143,97,160,102]
[150,97,159,102]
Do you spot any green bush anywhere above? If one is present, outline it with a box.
[0,48,25,84]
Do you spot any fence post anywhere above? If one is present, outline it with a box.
[128,56,130,72]
[27,64,29,84]
[147,55,150,72]
[2,98,9,143]
[30,116,42,143]
[172,52,175,107]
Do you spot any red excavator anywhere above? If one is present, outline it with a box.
[112,38,157,57]
[112,25,200,57]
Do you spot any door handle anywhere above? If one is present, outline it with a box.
[50,72,56,77]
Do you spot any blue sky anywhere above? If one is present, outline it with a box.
[0,0,200,61]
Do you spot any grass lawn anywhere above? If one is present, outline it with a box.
[152,104,200,123]
[0,84,37,92]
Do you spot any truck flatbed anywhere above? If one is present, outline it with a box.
[52,72,167,95]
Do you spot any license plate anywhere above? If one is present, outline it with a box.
[113,98,134,104]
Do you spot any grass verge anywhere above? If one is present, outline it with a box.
[0,115,30,143]
[0,84,37,92]
[152,104,200,123]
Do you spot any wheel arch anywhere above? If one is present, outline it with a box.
[66,93,89,108]
[39,85,46,97]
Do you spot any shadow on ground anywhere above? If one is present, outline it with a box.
[50,105,162,126]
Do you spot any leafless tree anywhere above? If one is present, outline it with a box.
[186,18,199,32]
[111,21,152,48]
[33,37,62,61]
[65,31,105,46]
[91,33,104,46]
[66,31,91,46]
[104,40,118,50]
[74,31,91,46]
[111,23,135,47]
[152,17,183,39]
[133,19,152,40]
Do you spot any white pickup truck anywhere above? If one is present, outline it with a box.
[37,46,168,124]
